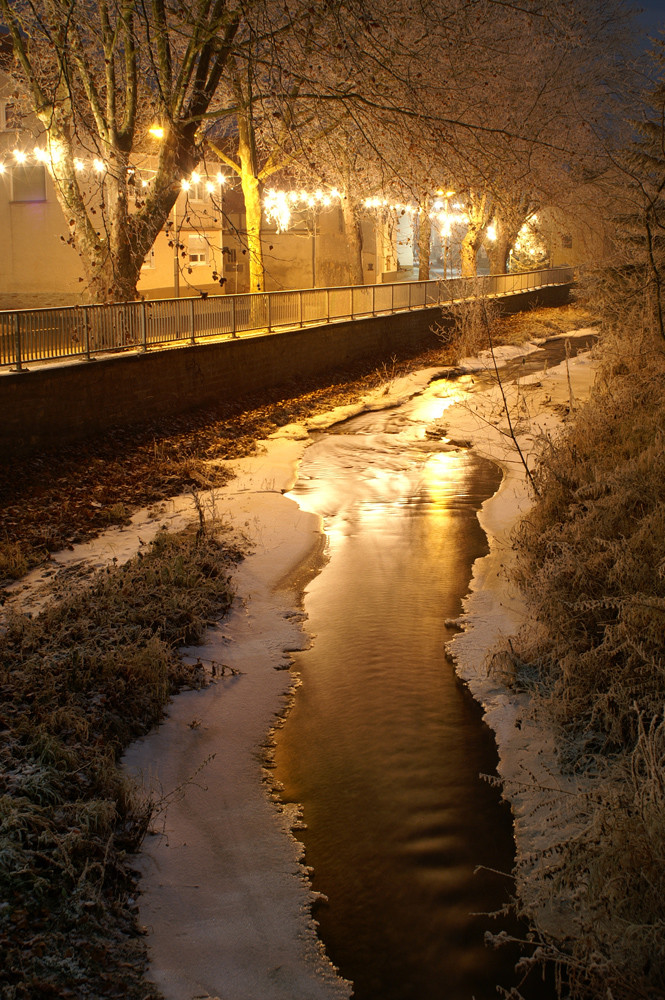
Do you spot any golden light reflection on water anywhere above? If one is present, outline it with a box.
[422,449,475,504]
[404,385,468,425]
[348,450,476,541]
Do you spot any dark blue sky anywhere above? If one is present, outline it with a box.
[636,1,664,34]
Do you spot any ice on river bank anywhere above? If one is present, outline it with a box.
[3,333,597,997]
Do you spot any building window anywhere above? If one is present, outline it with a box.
[224,247,240,270]
[183,180,205,202]
[188,235,208,266]
[561,233,573,249]
[11,163,46,202]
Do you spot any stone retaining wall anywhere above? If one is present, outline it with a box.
[0,285,569,458]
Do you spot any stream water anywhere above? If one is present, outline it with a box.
[272,413,514,996]
[273,338,593,999]
[275,341,587,1000]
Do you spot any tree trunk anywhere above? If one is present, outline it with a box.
[487,236,512,275]
[460,230,482,276]
[240,170,265,292]
[418,201,431,281]
[461,192,492,277]
[341,195,364,284]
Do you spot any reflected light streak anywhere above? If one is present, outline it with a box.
[406,388,467,425]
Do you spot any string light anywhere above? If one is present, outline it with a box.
[364,196,418,213]
[0,146,484,248]
[263,187,343,233]
[0,146,229,197]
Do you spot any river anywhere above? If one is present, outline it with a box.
[271,339,593,999]
[122,333,593,1000]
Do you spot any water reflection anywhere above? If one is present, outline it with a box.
[273,404,537,999]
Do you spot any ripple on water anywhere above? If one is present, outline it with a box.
[274,393,553,1000]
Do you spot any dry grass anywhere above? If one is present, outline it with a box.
[0,526,241,999]
[506,311,665,998]
[436,293,598,366]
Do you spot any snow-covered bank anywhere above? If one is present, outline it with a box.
[2,335,596,997]
[443,332,597,926]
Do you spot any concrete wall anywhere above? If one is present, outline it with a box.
[0,284,569,458]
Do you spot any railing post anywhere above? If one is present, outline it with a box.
[10,312,26,372]
[83,306,93,361]
[372,284,376,317]
[140,302,148,352]
[300,290,304,328]
[189,299,196,344]
[267,294,272,332]
[231,295,237,338]
[326,287,330,322]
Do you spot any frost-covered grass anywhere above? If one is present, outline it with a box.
[507,320,665,1000]
[0,526,241,1000]
[436,295,597,365]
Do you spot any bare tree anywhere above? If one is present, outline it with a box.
[0,0,636,301]
[0,0,246,302]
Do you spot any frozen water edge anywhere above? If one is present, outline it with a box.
[444,334,598,934]
[2,334,597,997]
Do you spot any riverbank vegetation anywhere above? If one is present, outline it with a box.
[508,318,665,1000]
[0,526,241,998]
[0,304,596,999]
[504,58,665,999]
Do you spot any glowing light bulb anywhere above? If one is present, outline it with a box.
[13,149,27,163]
[191,171,200,183]
[74,158,85,171]
[181,178,190,191]
[93,158,105,173]
[149,125,165,139]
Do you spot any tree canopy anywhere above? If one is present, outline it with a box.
[0,0,639,300]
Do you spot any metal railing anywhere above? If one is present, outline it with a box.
[0,266,574,371]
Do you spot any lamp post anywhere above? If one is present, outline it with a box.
[172,200,180,298]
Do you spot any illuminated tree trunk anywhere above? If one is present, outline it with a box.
[460,192,492,277]
[341,193,364,284]
[0,0,239,303]
[418,199,431,281]
[487,228,514,275]
[240,170,265,292]
[41,110,181,302]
